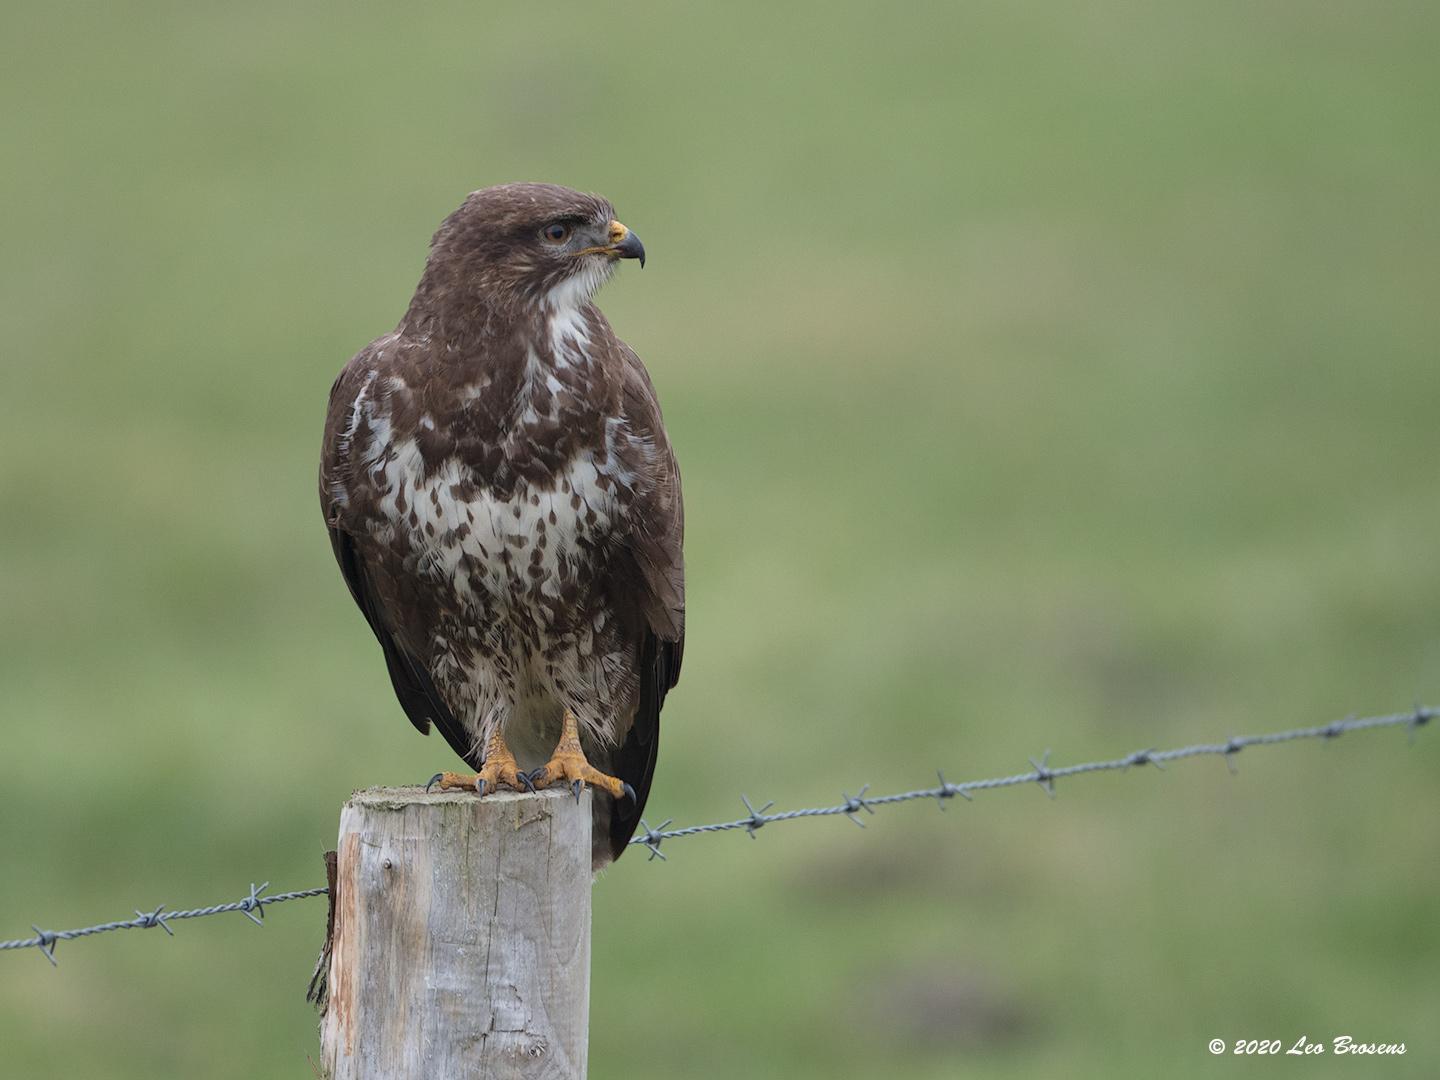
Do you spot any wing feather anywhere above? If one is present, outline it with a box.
[605,340,685,860]
[319,355,482,771]
[327,524,482,769]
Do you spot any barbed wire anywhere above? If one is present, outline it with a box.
[2,705,1430,962]
[0,883,330,965]
[626,704,1433,858]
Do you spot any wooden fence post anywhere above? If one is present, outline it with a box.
[319,786,592,1079]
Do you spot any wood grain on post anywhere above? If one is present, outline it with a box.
[319,786,592,1079]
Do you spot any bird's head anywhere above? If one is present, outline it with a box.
[419,183,645,315]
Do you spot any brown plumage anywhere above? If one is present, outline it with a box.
[319,183,683,867]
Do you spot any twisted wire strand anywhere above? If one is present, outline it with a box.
[626,706,1433,857]
[0,885,330,963]
[2,706,1430,956]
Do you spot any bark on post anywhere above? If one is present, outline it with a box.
[319,786,592,1079]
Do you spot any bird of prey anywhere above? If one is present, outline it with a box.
[319,183,683,867]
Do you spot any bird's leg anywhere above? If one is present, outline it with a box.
[426,729,533,796]
[528,709,634,803]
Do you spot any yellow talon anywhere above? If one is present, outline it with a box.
[426,730,531,795]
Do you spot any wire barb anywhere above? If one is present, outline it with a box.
[1409,704,1431,743]
[840,785,875,827]
[133,906,173,936]
[1028,750,1057,797]
[635,818,672,861]
[1126,749,1164,771]
[237,882,270,927]
[31,927,58,967]
[739,795,775,838]
[933,769,972,810]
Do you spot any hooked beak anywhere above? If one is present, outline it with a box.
[606,220,646,268]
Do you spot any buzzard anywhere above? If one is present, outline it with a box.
[319,183,683,867]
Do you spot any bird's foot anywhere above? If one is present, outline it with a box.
[528,709,634,803]
[426,762,534,796]
[426,734,532,796]
[528,751,634,803]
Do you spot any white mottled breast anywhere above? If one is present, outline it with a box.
[373,439,626,611]
[343,309,642,617]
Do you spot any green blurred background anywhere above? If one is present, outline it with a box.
[2,1,1438,1076]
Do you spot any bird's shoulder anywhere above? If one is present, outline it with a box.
[319,331,405,518]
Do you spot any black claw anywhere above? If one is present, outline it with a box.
[525,767,547,789]
[425,773,444,792]
[475,777,488,797]
[518,771,537,794]
[571,779,584,802]
[620,782,637,804]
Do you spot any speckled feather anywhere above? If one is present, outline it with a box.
[320,184,684,867]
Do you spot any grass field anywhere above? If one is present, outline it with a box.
[2,2,1438,1076]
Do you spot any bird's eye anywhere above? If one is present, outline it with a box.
[541,222,572,244]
